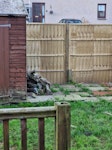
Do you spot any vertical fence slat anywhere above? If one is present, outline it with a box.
[65,24,70,82]
[3,120,9,150]
[55,102,71,150]
[21,119,27,150]
[38,118,45,150]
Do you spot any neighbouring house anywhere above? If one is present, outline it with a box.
[24,0,112,24]
[0,0,27,99]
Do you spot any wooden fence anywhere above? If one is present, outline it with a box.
[0,102,71,150]
[26,23,112,84]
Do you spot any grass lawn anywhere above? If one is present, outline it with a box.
[0,100,112,150]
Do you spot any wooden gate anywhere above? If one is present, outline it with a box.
[0,25,9,93]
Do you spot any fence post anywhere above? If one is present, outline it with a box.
[55,102,71,150]
[3,120,9,150]
[65,24,69,82]
[65,24,72,82]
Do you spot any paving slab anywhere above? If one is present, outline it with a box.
[76,92,92,97]
[79,97,99,102]
[27,95,54,102]
[86,86,107,91]
[69,94,99,102]
[54,94,81,101]
[26,83,112,103]
[81,83,102,87]
[53,93,99,102]
[93,91,112,96]
[26,94,112,103]
[60,85,77,92]
[99,96,112,101]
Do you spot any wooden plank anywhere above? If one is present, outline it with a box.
[3,120,9,150]
[27,38,65,41]
[27,54,64,57]
[5,26,9,88]
[70,38,112,41]
[21,119,27,150]
[0,107,56,120]
[65,24,70,82]
[38,118,45,150]
[70,53,112,56]
[0,26,9,92]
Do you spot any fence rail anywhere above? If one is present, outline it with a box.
[0,102,71,150]
[26,23,112,84]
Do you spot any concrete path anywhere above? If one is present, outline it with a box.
[26,83,112,103]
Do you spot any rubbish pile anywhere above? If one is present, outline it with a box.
[27,70,52,97]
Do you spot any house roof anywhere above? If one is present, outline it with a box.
[0,0,27,16]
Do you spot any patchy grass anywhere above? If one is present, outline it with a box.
[59,87,70,95]
[51,84,71,95]
[75,83,92,94]
[0,100,112,150]
[70,100,112,150]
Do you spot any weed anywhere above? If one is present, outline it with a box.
[52,84,60,88]
[75,83,92,94]
[58,86,70,95]
[50,87,59,93]
[63,89,70,95]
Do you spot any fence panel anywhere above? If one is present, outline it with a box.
[26,23,66,84]
[69,24,112,83]
[26,24,112,83]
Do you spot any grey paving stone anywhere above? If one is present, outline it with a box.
[81,83,102,87]
[87,87,107,91]
[27,95,54,102]
[26,83,112,103]
[76,92,92,97]
[54,94,81,101]
[80,97,99,102]
[59,84,82,92]
[54,94,99,102]
[60,85,76,92]
[69,94,99,102]
[99,96,112,101]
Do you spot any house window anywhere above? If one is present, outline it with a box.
[32,3,45,23]
[98,4,106,19]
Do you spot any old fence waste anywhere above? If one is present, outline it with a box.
[27,70,52,97]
